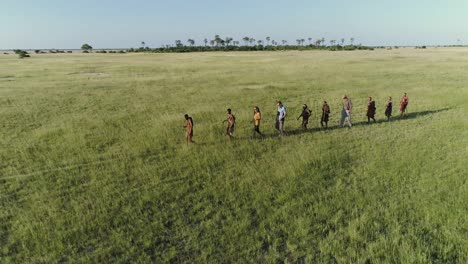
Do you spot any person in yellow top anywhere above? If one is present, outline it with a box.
[253,106,264,138]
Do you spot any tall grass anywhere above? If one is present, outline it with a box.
[0,49,467,262]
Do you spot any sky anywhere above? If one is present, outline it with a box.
[1,0,467,49]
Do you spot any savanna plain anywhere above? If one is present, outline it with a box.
[0,48,467,263]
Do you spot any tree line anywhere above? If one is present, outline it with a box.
[128,35,375,53]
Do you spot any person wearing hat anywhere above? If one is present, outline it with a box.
[297,104,312,130]
[385,96,393,121]
[184,114,194,144]
[340,95,353,128]
[321,101,331,128]
[252,106,263,137]
[400,92,409,116]
[223,108,236,138]
[366,96,377,123]
[276,101,287,135]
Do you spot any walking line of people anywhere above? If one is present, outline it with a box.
[184,93,409,144]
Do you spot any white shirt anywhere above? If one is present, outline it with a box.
[278,106,286,120]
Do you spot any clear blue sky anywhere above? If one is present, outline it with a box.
[1,0,467,49]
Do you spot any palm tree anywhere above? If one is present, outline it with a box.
[321,37,325,46]
[214,35,223,46]
[340,38,345,46]
[225,37,233,46]
[257,40,263,46]
[249,38,255,46]
[141,41,146,48]
[204,38,208,46]
[282,40,287,46]
[175,40,182,47]
[350,37,355,45]
[301,39,305,46]
[296,39,301,46]
[315,39,321,47]
[243,36,250,46]
[266,36,271,46]
[308,38,312,45]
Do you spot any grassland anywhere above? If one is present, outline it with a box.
[0,49,467,263]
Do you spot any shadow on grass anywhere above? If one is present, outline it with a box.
[262,108,450,138]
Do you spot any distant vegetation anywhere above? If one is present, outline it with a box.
[13,49,30,58]
[128,35,375,53]
[81,43,93,53]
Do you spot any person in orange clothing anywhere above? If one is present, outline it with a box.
[400,92,409,116]
[252,106,264,137]
[184,114,194,144]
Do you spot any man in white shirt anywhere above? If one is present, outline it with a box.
[276,101,287,135]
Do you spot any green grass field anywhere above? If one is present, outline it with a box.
[1,49,467,263]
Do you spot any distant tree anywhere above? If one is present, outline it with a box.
[282,40,287,46]
[34,50,41,54]
[341,38,345,46]
[243,36,250,46]
[315,39,321,47]
[81,43,93,52]
[330,40,336,46]
[210,40,215,47]
[266,36,271,46]
[204,38,208,46]
[225,37,233,46]
[296,39,301,46]
[187,39,195,46]
[14,49,30,58]
[308,37,312,45]
[214,35,223,46]
[257,40,263,45]
[141,41,146,48]
[175,40,183,47]
[301,39,305,46]
[321,37,325,46]
[350,37,355,45]
[249,38,255,46]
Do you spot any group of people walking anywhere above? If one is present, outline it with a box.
[184,93,409,144]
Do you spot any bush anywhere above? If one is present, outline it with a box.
[14,49,30,58]
[82,50,89,53]
[67,51,72,53]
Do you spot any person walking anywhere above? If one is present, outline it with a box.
[340,95,353,128]
[321,101,330,128]
[184,114,194,144]
[252,106,263,137]
[366,96,376,123]
[276,101,287,135]
[223,108,236,138]
[400,92,409,116]
[385,97,393,121]
[297,104,312,130]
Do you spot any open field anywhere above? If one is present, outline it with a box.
[1,49,467,262]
